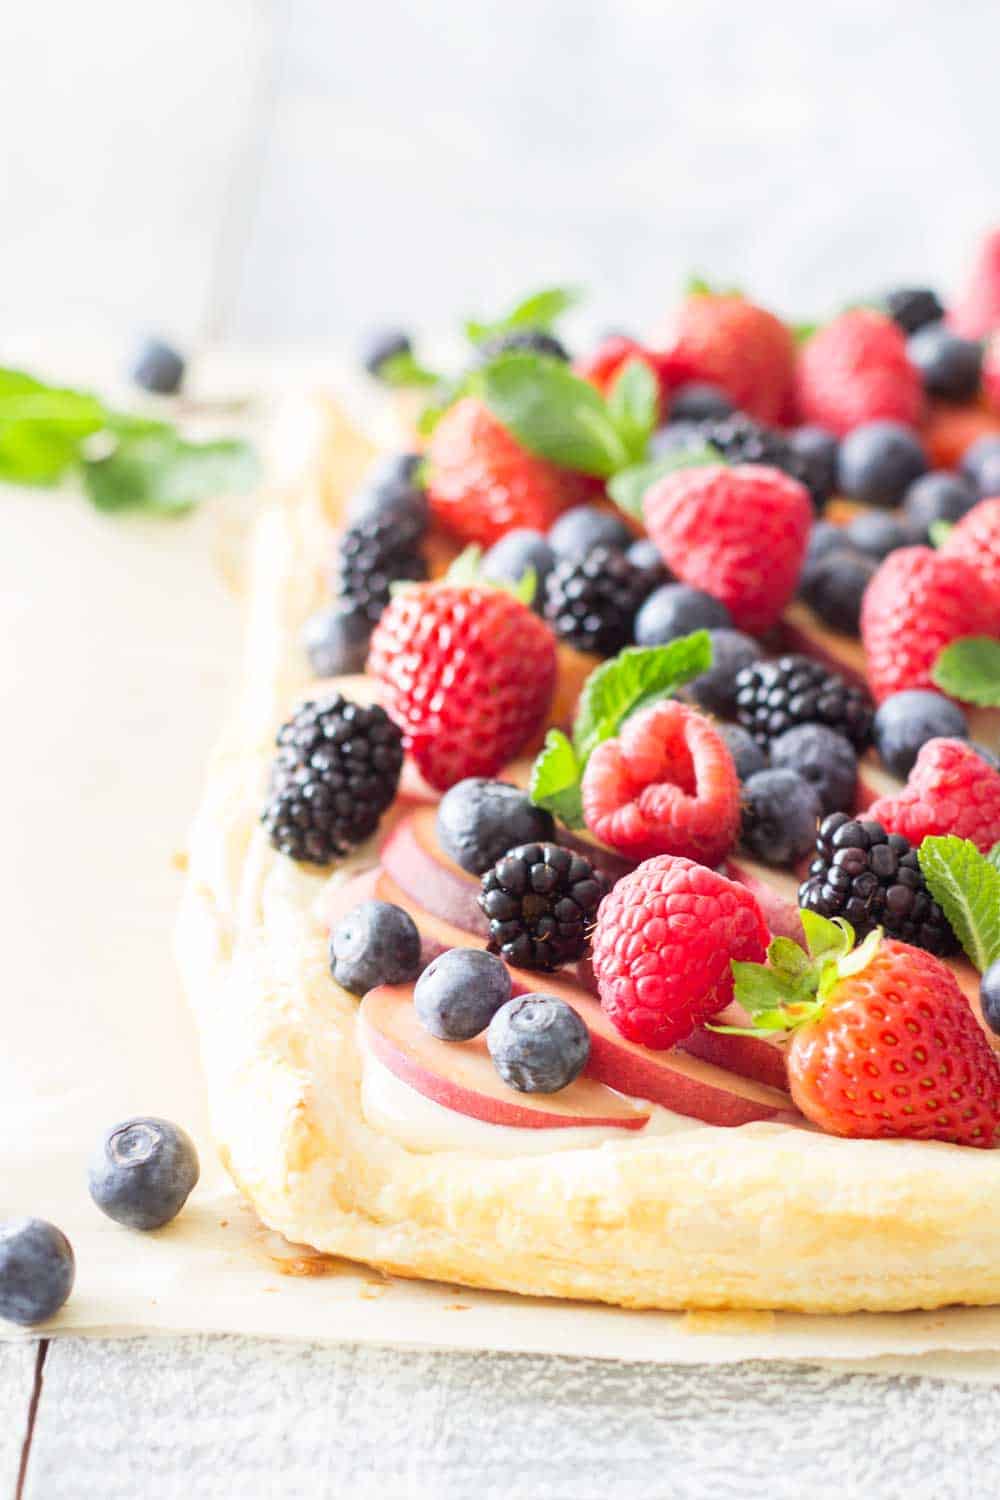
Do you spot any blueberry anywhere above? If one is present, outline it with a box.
[414,948,512,1040]
[548,505,631,561]
[303,606,371,676]
[436,778,555,875]
[482,529,555,609]
[685,629,763,717]
[486,994,590,1094]
[329,900,422,994]
[802,520,852,569]
[361,329,413,380]
[741,769,821,866]
[787,426,840,509]
[844,511,915,561]
[981,960,1000,1037]
[837,420,928,507]
[130,336,185,395]
[718,722,768,783]
[799,548,876,636]
[907,323,983,402]
[634,583,731,647]
[873,690,969,778]
[903,471,977,541]
[668,382,734,423]
[625,537,670,583]
[367,451,424,492]
[961,435,1000,500]
[882,287,945,336]
[88,1118,200,1232]
[0,1219,74,1326]
[769,724,858,815]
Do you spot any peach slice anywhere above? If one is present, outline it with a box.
[360,984,649,1131]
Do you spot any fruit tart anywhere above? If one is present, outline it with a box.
[179,265,1000,1313]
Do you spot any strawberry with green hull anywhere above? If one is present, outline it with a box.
[657,288,796,426]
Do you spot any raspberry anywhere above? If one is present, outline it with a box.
[591,856,769,1050]
[581,700,740,865]
[796,309,923,436]
[941,497,1000,601]
[644,464,812,634]
[867,738,1000,854]
[860,546,1000,703]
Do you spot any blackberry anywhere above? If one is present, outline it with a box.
[734,655,874,750]
[262,694,403,864]
[799,813,958,957]
[543,545,649,655]
[882,287,945,336]
[479,842,610,971]
[698,413,828,511]
[335,513,427,626]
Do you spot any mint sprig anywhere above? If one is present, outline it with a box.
[528,631,712,827]
[471,352,630,477]
[931,637,1000,707]
[607,445,721,522]
[465,285,581,345]
[375,349,442,390]
[918,835,1000,972]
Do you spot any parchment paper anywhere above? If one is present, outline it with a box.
[4,375,1000,1379]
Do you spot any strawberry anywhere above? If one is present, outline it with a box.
[731,913,1000,1147]
[860,546,1000,704]
[984,335,1000,415]
[426,397,592,547]
[574,336,688,415]
[942,496,1000,598]
[581,699,740,865]
[367,572,557,791]
[795,309,923,436]
[868,739,1000,854]
[949,228,1000,339]
[658,291,795,425]
[643,463,812,634]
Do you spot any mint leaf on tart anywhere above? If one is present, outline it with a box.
[606,358,659,465]
[918,835,1000,972]
[465,285,582,345]
[931,637,1000,706]
[607,445,721,522]
[529,729,585,828]
[472,352,629,476]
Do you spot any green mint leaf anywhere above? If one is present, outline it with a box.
[82,432,259,514]
[931,637,1000,707]
[792,322,818,346]
[375,350,441,389]
[0,369,106,485]
[473,352,627,476]
[572,633,713,760]
[528,729,585,828]
[465,285,582,344]
[988,841,1000,872]
[607,445,721,522]
[918,835,1000,972]
[606,358,658,464]
[929,519,954,548]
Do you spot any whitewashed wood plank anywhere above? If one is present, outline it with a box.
[0,1341,40,1497]
[23,1336,1000,1499]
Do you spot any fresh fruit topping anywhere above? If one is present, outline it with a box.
[799,546,875,637]
[769,724,857,816]
[836,419,927,507]
[786,425,840,510]
[335,510,428,628]
[330,899,423,995]
[984,334,1000,414]
[903,471,976,542]
[683,628,762,717]
[624,536,670,585]
[88,1118,200,1231]
[529,632,713,828]
[860,546,999,703]
[368,565,557,791]
[0,1219,75,1326]
[960,434,1000,499]
[908,323,983,402]
[941,496,1000,603]
[436,778,555,875]
[795,309,923,436]
[843,510,914,560]
[581,699,740,865]
[931,637,1000,708]
[414,947,512,1040]
[799,813,956,955]
[949,228,1000,339]
[477,329,569,362]
[543,544,651,655]
[130,335,185,395]
[734,655,874,751]
[262,695,403,864]
[917,834,1000,973]
[486,994,591,1094]
[882,286,945,336]
[575,335,669,408]
[548,504,631,560]
[481,527,555,610]
[360,329,438,388]
[478,842,609,971]
[644,464,812,634]
[727,912,1000,1146]
[741,768,820,866]
[982,961,1000,1036]
[668,381,734,422]
[426,397,589,547]
[346,453,430,531]
[660,289,796,425]
[684,412,829,512]
[591,855,769,1050]
[465,284,580,349]
[717,723,768,783]
[634,582,731,648]
[869,738,1000,853]
[302,605,372,677]
[872,690,969,779]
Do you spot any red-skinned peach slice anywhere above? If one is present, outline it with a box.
[360,984,649,1131]
[380,808,489,936]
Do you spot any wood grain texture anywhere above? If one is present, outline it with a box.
[0,1342,38,1496]
[22,1336,1000,1499]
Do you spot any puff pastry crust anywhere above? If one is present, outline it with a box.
[177,397,1000,1314]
